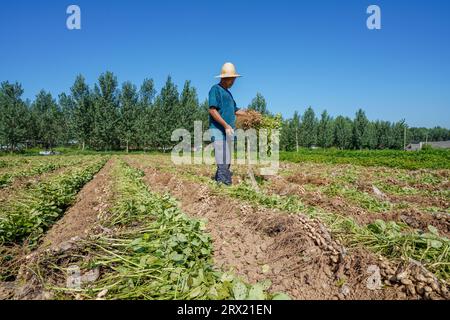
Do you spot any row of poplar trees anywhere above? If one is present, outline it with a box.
[1,73,449,152]
[241,93,450,151]
[0,72,208,152]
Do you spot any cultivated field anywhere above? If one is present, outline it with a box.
[0,151,449,300]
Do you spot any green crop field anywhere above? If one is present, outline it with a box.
[280,148,450,170]
[0,149,448,300]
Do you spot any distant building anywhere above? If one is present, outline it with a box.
[39,150,61,156]
[405,141,450,151]
[68,139,78,145]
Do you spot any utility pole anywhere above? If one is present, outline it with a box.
[403,126,406,151]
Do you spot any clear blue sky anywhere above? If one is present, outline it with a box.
[1,0,449,128]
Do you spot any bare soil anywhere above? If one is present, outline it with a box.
[37,159,115,250]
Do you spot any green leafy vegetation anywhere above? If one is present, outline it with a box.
[280,148,450,170]
[0,156,90,188]
[0,157,108,244]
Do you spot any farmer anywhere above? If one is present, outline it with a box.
[208,62,250,185]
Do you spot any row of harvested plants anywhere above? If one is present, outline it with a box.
[132,154,449,299]
[1,154,448,300]
[3,158,287,300]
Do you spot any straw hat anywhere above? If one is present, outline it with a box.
[215,62,242,78]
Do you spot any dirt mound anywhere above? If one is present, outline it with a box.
[0,281,16,300]
[130,162,419,300]
[267,175,307,196]
[286,173,329,186]
[395,210,450,236]
[389,194,449,210]
[38,159,115,250]
[10,159,114,300]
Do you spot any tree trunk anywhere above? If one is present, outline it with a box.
[10,140,17,154]
[126,140,129,153]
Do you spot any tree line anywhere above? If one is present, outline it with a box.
[0,72,207,152]
[0,73,449,152]
[248,93,450,151]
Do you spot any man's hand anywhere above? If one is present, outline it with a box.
[225,124,234,136]
[210,108,234,135]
